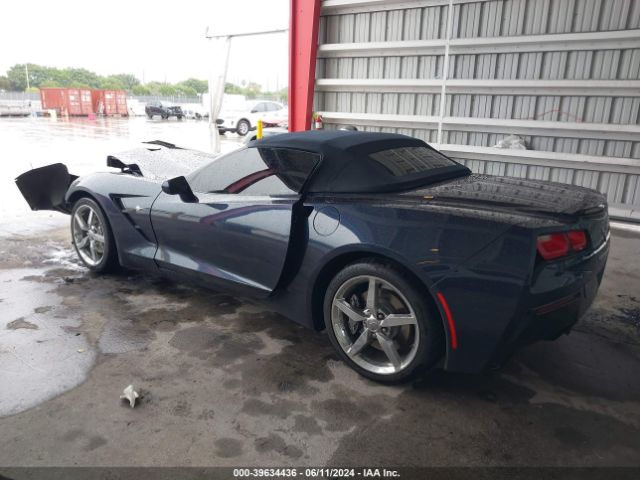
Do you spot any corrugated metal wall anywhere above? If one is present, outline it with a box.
[315,0,640,220]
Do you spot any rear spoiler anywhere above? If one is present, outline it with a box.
[106,139,182,176]
[107,155,143,176]
[15,163,77,213]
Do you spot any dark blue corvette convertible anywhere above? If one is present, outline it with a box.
[16,131,610,382]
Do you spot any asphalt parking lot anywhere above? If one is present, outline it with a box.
[1,118,639,468]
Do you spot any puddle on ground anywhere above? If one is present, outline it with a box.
[0,268,95,417]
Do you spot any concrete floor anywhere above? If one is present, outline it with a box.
[0,225,638,467]
[0,118,639,468]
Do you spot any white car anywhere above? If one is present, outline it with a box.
[181,103,209,120]
[217,100,285,136]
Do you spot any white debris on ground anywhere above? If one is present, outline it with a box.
[493,134,527,150]
[120,384,140,408]
[43,243,85,271]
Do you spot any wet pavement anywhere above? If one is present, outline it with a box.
[0,118,639,468]
[0,116,242,235]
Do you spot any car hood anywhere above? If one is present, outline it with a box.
[402,174,606,217]
[219,109,247,116]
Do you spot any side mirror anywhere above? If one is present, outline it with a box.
[161,176,198,203]
[250,109,258,113]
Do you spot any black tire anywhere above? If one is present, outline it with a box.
[236,119,250,136]
[70,197,119,273]
[177,115,183,120]
[324,259,443,383]
[147,114,153,119]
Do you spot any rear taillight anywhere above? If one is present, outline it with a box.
[537,230,588,261]
[537,233,569,260]
[567,230,587,251]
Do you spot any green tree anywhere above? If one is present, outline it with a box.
[225,82,243,94]
[179,78,208,94]
[244,81,262,99]
[157,83,177,96]
[143,82,163,95]
[5,64,102,90]
[99,78,126,90]
[276,87,288,103]
[68,81,92,89]
[63,68,100,88]
[7,64,50,90]
[175,84,198,97]
[0,76,12,91]
[40,79,62,88]
[3,63,278,99]
[132,84,152,95]
[106,74,140,91]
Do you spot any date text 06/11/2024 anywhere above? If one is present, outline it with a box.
[232,468,401,478]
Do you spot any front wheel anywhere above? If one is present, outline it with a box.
[236,119,250,136]
[71,198,119,273]
[324,260,443,383]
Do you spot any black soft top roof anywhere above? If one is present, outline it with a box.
[249,130,470,193]
[251,130,423,153]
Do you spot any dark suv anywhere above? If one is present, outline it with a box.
[145,101,184,120]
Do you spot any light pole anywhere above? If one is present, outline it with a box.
[25,64,30,90]
[205,26,287,153]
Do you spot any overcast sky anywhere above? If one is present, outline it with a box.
[1,0,289,89]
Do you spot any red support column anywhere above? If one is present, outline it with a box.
[288,0,321,132]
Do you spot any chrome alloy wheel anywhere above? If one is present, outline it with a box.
[331,275,420,375]
[71,204,106,267]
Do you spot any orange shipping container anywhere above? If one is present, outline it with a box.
[40,88,93,115]
[115,91,128,115]
[92,90,128,116]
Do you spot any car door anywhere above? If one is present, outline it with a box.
[150,146,320,298]
[149,101,161,115]
[248,102,267,125]
[267,102,286,123]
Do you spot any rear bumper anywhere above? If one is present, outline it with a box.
[436,228,610,373]
[15,163,76,213]
[490,233,609,367]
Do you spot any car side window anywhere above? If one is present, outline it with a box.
[240,148,320,196]
[186,147,320,196]
[187,148,263,193]
[241,149,320,195]
[253,103,266,113]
